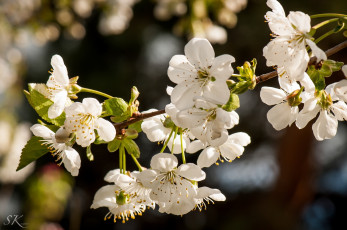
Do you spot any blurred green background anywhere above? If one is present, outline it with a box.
[0,0,347,229]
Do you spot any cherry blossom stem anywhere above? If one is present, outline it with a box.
[256,40,347,84]
[312,18,339,30]
[131,154,143,172]
[80,87,113,99]
[160,129,174,153]
[180,133,186,164]
[310,13,347,19]
[123,148,126,173]
[315,29,335,44]
[171,127,179,154]
[119,145,123,173]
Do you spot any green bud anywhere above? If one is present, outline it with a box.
[287,87,304,107]
[163,116,175,129]
[129,86,140,105]
[222,93,240,111]
[125,128,138,139]
[116,191,129,205]
[316,90,333,110]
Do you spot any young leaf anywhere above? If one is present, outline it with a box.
[123,138,140,158]
[17,136,49,171]
[27,85,65,126]
[108,138,122,152]
[222,93,240,111]
[104,97,129,116]
[86,145,94,161]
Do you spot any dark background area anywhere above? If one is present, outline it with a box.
[1,0,347,229]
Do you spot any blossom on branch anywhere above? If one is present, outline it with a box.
[64,98,116,147]
[30,124,81,176]
[263,0,326,81]
[168,38,235,110]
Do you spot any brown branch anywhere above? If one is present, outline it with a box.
[114,109,165,133]
[114,40,347,132]
[256,40,347,84]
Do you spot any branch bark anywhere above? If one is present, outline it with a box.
[115,40,347,131]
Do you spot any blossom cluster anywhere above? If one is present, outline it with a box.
[19,0,347,224]
[30,55,116,176]
[92,38,251,219]
[91,153,226,222]
[261,0,347,140]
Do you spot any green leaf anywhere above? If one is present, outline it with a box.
[222,93,240,112]
[104,97,129,117]
[129,121,143,133]
[27,84,66,126]
[307,65,326,90]
[86,145,94,161]
[108,138,122,152]
[17,136,50,171]
[123,138,140,158]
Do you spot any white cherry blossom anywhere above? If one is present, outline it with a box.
[46,55,74,119]
[30,124,81,176]
[64,98,116,147]
[177,97,239,146]
[195,132,250,168]
[263,0,326,81]
[91,169,154,223]
[168,38,234,109]
[296,86,347,141]
[138,153,206,215]
[141,109,191,154]
[194,187,226,211]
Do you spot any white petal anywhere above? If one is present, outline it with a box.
[342,65,347,77]
[170,82,201,110]
[203,81,230,105]
[30,124,54,139]
[296,99,320,129]
[209,54,235,80]
[167,55,197,84]
[334,80,347,102]
[177,108,207,128]
[90,185,118,209]
[176,163,206,181]
[184,38,215,69]
[228,132,251,146]
[260,87,287,105]
[267,103,298,130]
[150,153,178,172]
[137,169,157,188]
[64,102,85,117]
[82,98,102,116]
[104,169,121,183]
[278,77,300,93]
[197,147,219,168]
[95,118,116,142]
[196,187,226,201]
[312,110,338,141]
[219,143,244,161]
[166,86,173,96]
[186,140,205,153]
[51,55,69,86]
[331,101,347,121]
[48,90,68,119]
[63,147,81,176]
[266,0,285,17]
[288,11,311,33]
[306,39,327,62]
[300,73,315,95]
